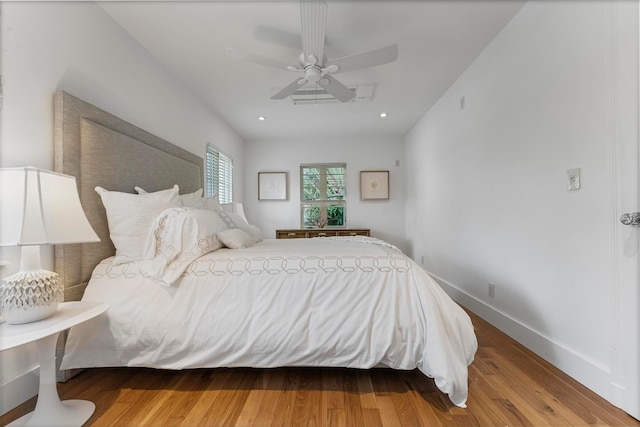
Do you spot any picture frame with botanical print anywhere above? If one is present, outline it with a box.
[258,172,288,200]
[360,170,389,200]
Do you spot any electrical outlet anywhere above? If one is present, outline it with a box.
[567,168,581,190]
[488,283,496,298]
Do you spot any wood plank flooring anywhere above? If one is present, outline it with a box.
[2,310,638,426]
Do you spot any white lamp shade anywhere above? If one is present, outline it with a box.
[0,167,100,246]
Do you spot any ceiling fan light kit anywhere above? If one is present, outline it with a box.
[227,0,398,103]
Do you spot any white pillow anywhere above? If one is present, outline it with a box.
[138,207,227,286]
[225,211,246,227]
[218,228,254,249]
[202,193,221,211]
[245,224,264,244]
[212,208,238,229]
[221,202,249,223]
[178,188,204,208]
[225,212,263,244]
[95,185,181,264]
[135,186,204,209]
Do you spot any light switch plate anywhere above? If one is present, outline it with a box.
[567,168,581,191]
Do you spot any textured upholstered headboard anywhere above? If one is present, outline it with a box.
[53,91,204,301]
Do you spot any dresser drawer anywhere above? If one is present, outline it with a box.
[307,230,339,238]
[276,230,308,239]
[337,229,370,237]
[276,229,370,239]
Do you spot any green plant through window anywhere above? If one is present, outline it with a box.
[301,164,346,228]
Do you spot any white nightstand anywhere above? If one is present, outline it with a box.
[0,301,109,426]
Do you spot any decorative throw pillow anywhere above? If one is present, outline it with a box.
[218,228,254,249]
[95,185,181,264]
[212,209,238,230]
[225,212,264,244]
[220,202,249,223]
[245,224,264,244]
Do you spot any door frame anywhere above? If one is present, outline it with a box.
[611,0,639,419]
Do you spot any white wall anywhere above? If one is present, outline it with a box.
[244,136,406,252]
[0,2,244,414]
[405,0,638,410]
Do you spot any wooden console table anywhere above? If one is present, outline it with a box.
[276,228,370,239]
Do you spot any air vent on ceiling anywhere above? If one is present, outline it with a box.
[290,85,375,105]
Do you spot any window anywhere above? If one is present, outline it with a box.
[300,163,346,228]
[206,145,233,203]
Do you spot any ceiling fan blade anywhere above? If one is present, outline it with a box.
[318,75,355,102]
[300,0,327,65]
[226,47,293,70]
[271,78,307,100]
[325,44,399,73]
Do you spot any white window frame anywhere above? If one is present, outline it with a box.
[300,163,347,228]
[206,144,233,203]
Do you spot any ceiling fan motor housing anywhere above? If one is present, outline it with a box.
[305,66,322,83]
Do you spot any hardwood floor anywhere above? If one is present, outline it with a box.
[2,310,638,426]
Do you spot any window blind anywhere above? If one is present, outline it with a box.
[206,145,233,203]
[301,164,346,202]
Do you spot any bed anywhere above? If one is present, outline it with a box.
[53,91,477,408]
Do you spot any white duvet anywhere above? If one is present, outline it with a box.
[62,237,477,407]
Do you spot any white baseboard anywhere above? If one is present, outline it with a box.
[428,271,618,406]
[0,366,38,416]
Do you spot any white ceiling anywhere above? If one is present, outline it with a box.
[99,1,526,142]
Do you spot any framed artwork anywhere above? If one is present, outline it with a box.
[258,172,288,200]
[360,170,389,200]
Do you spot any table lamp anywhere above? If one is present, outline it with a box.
[0,167,99,324]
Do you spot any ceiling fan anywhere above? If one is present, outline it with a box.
[227,0,398,102]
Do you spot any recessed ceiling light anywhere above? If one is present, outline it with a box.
[379,112,388,118]
[258,116,266,121]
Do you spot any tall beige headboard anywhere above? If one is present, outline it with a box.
[53,91,204,301]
